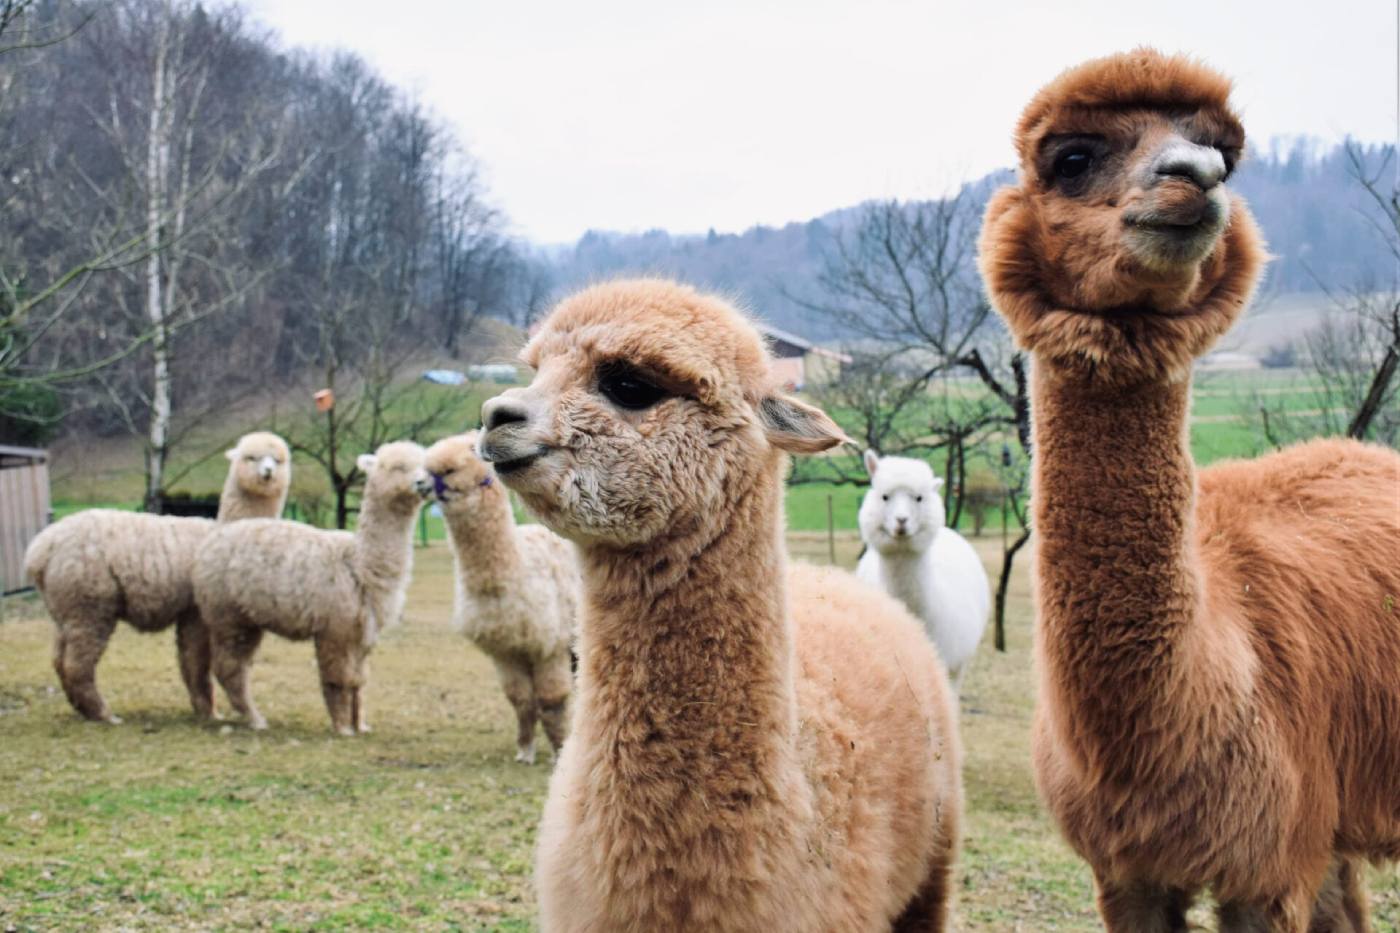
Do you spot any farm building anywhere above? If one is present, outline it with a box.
[757,324,852,391]
[0,445,50,595]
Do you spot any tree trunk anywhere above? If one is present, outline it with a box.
[142,6,172,513]
[1347,342,1399,440]
[994,528,1031,652]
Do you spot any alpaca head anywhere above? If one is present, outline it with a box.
[979,48,1267,385]
[423,432,505,521]
[226,431,291,498]
[859,451,946,556]
[476,279,847,549]
[357,440,430,514]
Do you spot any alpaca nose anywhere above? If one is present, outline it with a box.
[1152,141,1226,191]
[895,516,909,534]
[482,396,529,433]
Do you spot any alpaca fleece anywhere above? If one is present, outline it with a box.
[23,431,292,722]
[479,279,962,932]
[193,441,427,735]
[980,48,1400,931]
[424,433,580,764]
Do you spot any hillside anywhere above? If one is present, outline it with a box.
[542,141,1396,343]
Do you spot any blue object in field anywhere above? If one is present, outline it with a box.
[429,503,443,518]
[422,369,468,385]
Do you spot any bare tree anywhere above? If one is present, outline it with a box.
[794,191,1032,644]
[1245,143,1400,450]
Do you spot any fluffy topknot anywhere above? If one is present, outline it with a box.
[522,278,775,407]
[1015,48,1238,160]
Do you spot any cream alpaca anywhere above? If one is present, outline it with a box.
[23,431,292,722]
[478,279,962,932]
[424,433,580,764]
[980,49,1400,931]
[193,441,428,735]
[856,451,990,693]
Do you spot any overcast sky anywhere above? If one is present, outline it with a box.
[244,0,1397,244]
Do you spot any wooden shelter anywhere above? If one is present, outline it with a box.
[1,445,50,595]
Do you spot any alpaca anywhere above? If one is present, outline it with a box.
[192,441,429,735]
[216,431,292,522]
[477,279,962,932]
[856,451,990,693]
[23,431,292,722]
[978,48,1400,931]
[424,433,580,764]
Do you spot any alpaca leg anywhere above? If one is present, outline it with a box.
[1094,876,1192,933]
[493,657,537,763]
[353,652,372,734]
[53,617,120,723]
[534,653,572,755]
[1307,858,1370,933]
[1219,887,1316,933]
[315,637,359,737]
[891,851,954,932]
[175,616,217,720]
[211,624,266,729]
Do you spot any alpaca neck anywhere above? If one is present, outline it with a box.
[1032,361,1207,771]
[217,477,284,522]
[443,488,521,597]
[352,494,418,596]
[575,452,799,834]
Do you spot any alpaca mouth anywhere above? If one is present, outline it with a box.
[488,448,548,475]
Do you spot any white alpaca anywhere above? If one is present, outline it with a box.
[856,450,990,692]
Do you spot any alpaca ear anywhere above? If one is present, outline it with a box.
[758,394,850,455]
[225,447,238,461]
[863,449,880,477]
[356,453,378,474]
[931,477,945,492]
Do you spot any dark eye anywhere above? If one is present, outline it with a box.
[1054,148,1093,180]
[882,494,889,501]
[916,495,923,502]
[598,363,668,411]
[1214,144,1239,180]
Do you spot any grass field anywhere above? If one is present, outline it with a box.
[46,368,1335,538]
[2,536,1396,931]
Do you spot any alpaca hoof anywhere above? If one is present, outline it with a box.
[357,722,372,734]
[515,747,537,765]
[335,725,357,737]
[248,717,269,731]
[104,714,123,725]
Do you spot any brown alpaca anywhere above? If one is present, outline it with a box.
[478,279,962,932]
[979,49,1400,931]
[424,433,580,764]
[22,431,292,722]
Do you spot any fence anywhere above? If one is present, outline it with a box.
[1,445,50,595]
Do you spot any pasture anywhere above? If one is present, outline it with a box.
[2,535,1396,931]
[45,367,1333,536]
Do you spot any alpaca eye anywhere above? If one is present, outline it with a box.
[882,494,889,501]
[916,495,923,502]
[598,364,668,411]
[1054,149,1093,180]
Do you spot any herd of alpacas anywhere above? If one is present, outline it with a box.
[18,50,1400,932]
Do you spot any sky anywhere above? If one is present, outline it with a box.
[244,0,1397,244]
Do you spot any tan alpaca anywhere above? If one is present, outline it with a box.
[193,441,429,735]
[979,48,1400,932]
[23,431,292,722]
[478,279,962,932]
[424,433,580,764]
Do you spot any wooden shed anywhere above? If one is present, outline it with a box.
[1,445,50,595]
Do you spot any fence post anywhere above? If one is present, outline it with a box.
[419,508,428,548]
[826,494,836,565]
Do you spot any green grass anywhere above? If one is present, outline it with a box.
[3,539,1396,931]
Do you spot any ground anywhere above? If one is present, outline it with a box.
[1,535,1396,931]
